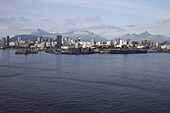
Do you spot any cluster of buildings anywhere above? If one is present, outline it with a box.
[0,35,170,52]
[1,36,10,49]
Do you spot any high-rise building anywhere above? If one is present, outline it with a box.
[156,42,161,48]
[91,37,95,46]
[6,36,9,48]
[18,37,21,42]
[119,40,124,45]
[132,41,139,47]
[37,37,42,43]
[48,38,52,43]
[107,40,113,46]
[15,41,19,47]
[77,37,82,42]
[1,37,6,48]
[57,35,62,48]
[126,39,131,45]
[75,41,80,48]
[116,38,120,44]
[41,38,44,43]
[64,37,69,42]
[140,39,155,47]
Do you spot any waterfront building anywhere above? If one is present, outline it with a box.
[37,37,42,43]
[48,38,53,43]
[137,45,145,49]
[86,42,92,48]
[6,36,9,48]
[43,37,48,42]
[51,42,57,48]
[126,39,131,45]
[107,41,113,46]
[156,42,161,48]
[96,41,107,46]
[57,35,62,48]
[77,37,82,42]
[140,39,155,48]
[9,42,16,47]
[15,41,19,47]
[132,41,139,47]
[91,37,95,46]
[123,41,127,45]
[161,45,170,50]
[116,38,120,44]
[63,37,72,47]
[1,37,6,48]
[64,37,70,42]
[18,40,29,48]
[41,42,46,48]
[18,37,21,42]
[75,41,80,48]
[68,38,71,42]
[114,41,118,45]
[41,38,44,43]
[36,42,46,49]
[119,40,124,45]
[46,42,52,48]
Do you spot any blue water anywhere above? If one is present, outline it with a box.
[0,50,170,113]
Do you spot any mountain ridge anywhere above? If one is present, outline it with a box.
[9,29,170,43]
[30,28,107,41]
[115,31,170,42]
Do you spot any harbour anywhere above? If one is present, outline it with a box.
[0,50,170,113]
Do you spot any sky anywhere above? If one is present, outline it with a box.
[0,0,170,39]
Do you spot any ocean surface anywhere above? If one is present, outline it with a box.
[0,50,170,113]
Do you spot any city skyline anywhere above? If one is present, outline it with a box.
[0,0,170,39]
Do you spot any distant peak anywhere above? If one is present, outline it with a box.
[137,31,152,36]
[144,31,149,33]
[124,33,131,36]
[73,29,88,32]
[143,31,151,35]
[37,28,44,32]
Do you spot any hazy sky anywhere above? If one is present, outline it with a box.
[0,0,170,39]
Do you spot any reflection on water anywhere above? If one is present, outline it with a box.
[0,50,170,113]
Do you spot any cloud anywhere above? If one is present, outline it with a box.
[8,24,24,30]
[0,26,8,31]
[37,0,87,6]
[1,0,27,10]
[0,17,31,23]
[84,16,101,22]
[36,0,170,19]
[0,24,34,33]
[64,17,80,25]
[65,24,126,32]
[85,25,126,31]
[125,24,136,28]
[65,16,101,25]
[18,17,31,21]
[162,19,170,24]
[0,17,15,22]
[42,19,51,22]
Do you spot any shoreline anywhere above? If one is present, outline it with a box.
[1,49,169,55]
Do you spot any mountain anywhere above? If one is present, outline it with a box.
[10,29,170,42]
[10,35,39,42]
[161,41,170,45]
[31,28,52,36]
[31,28,60,38]
[117,31,170,43]
[62,30,107,41]
[30,29,107,41]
